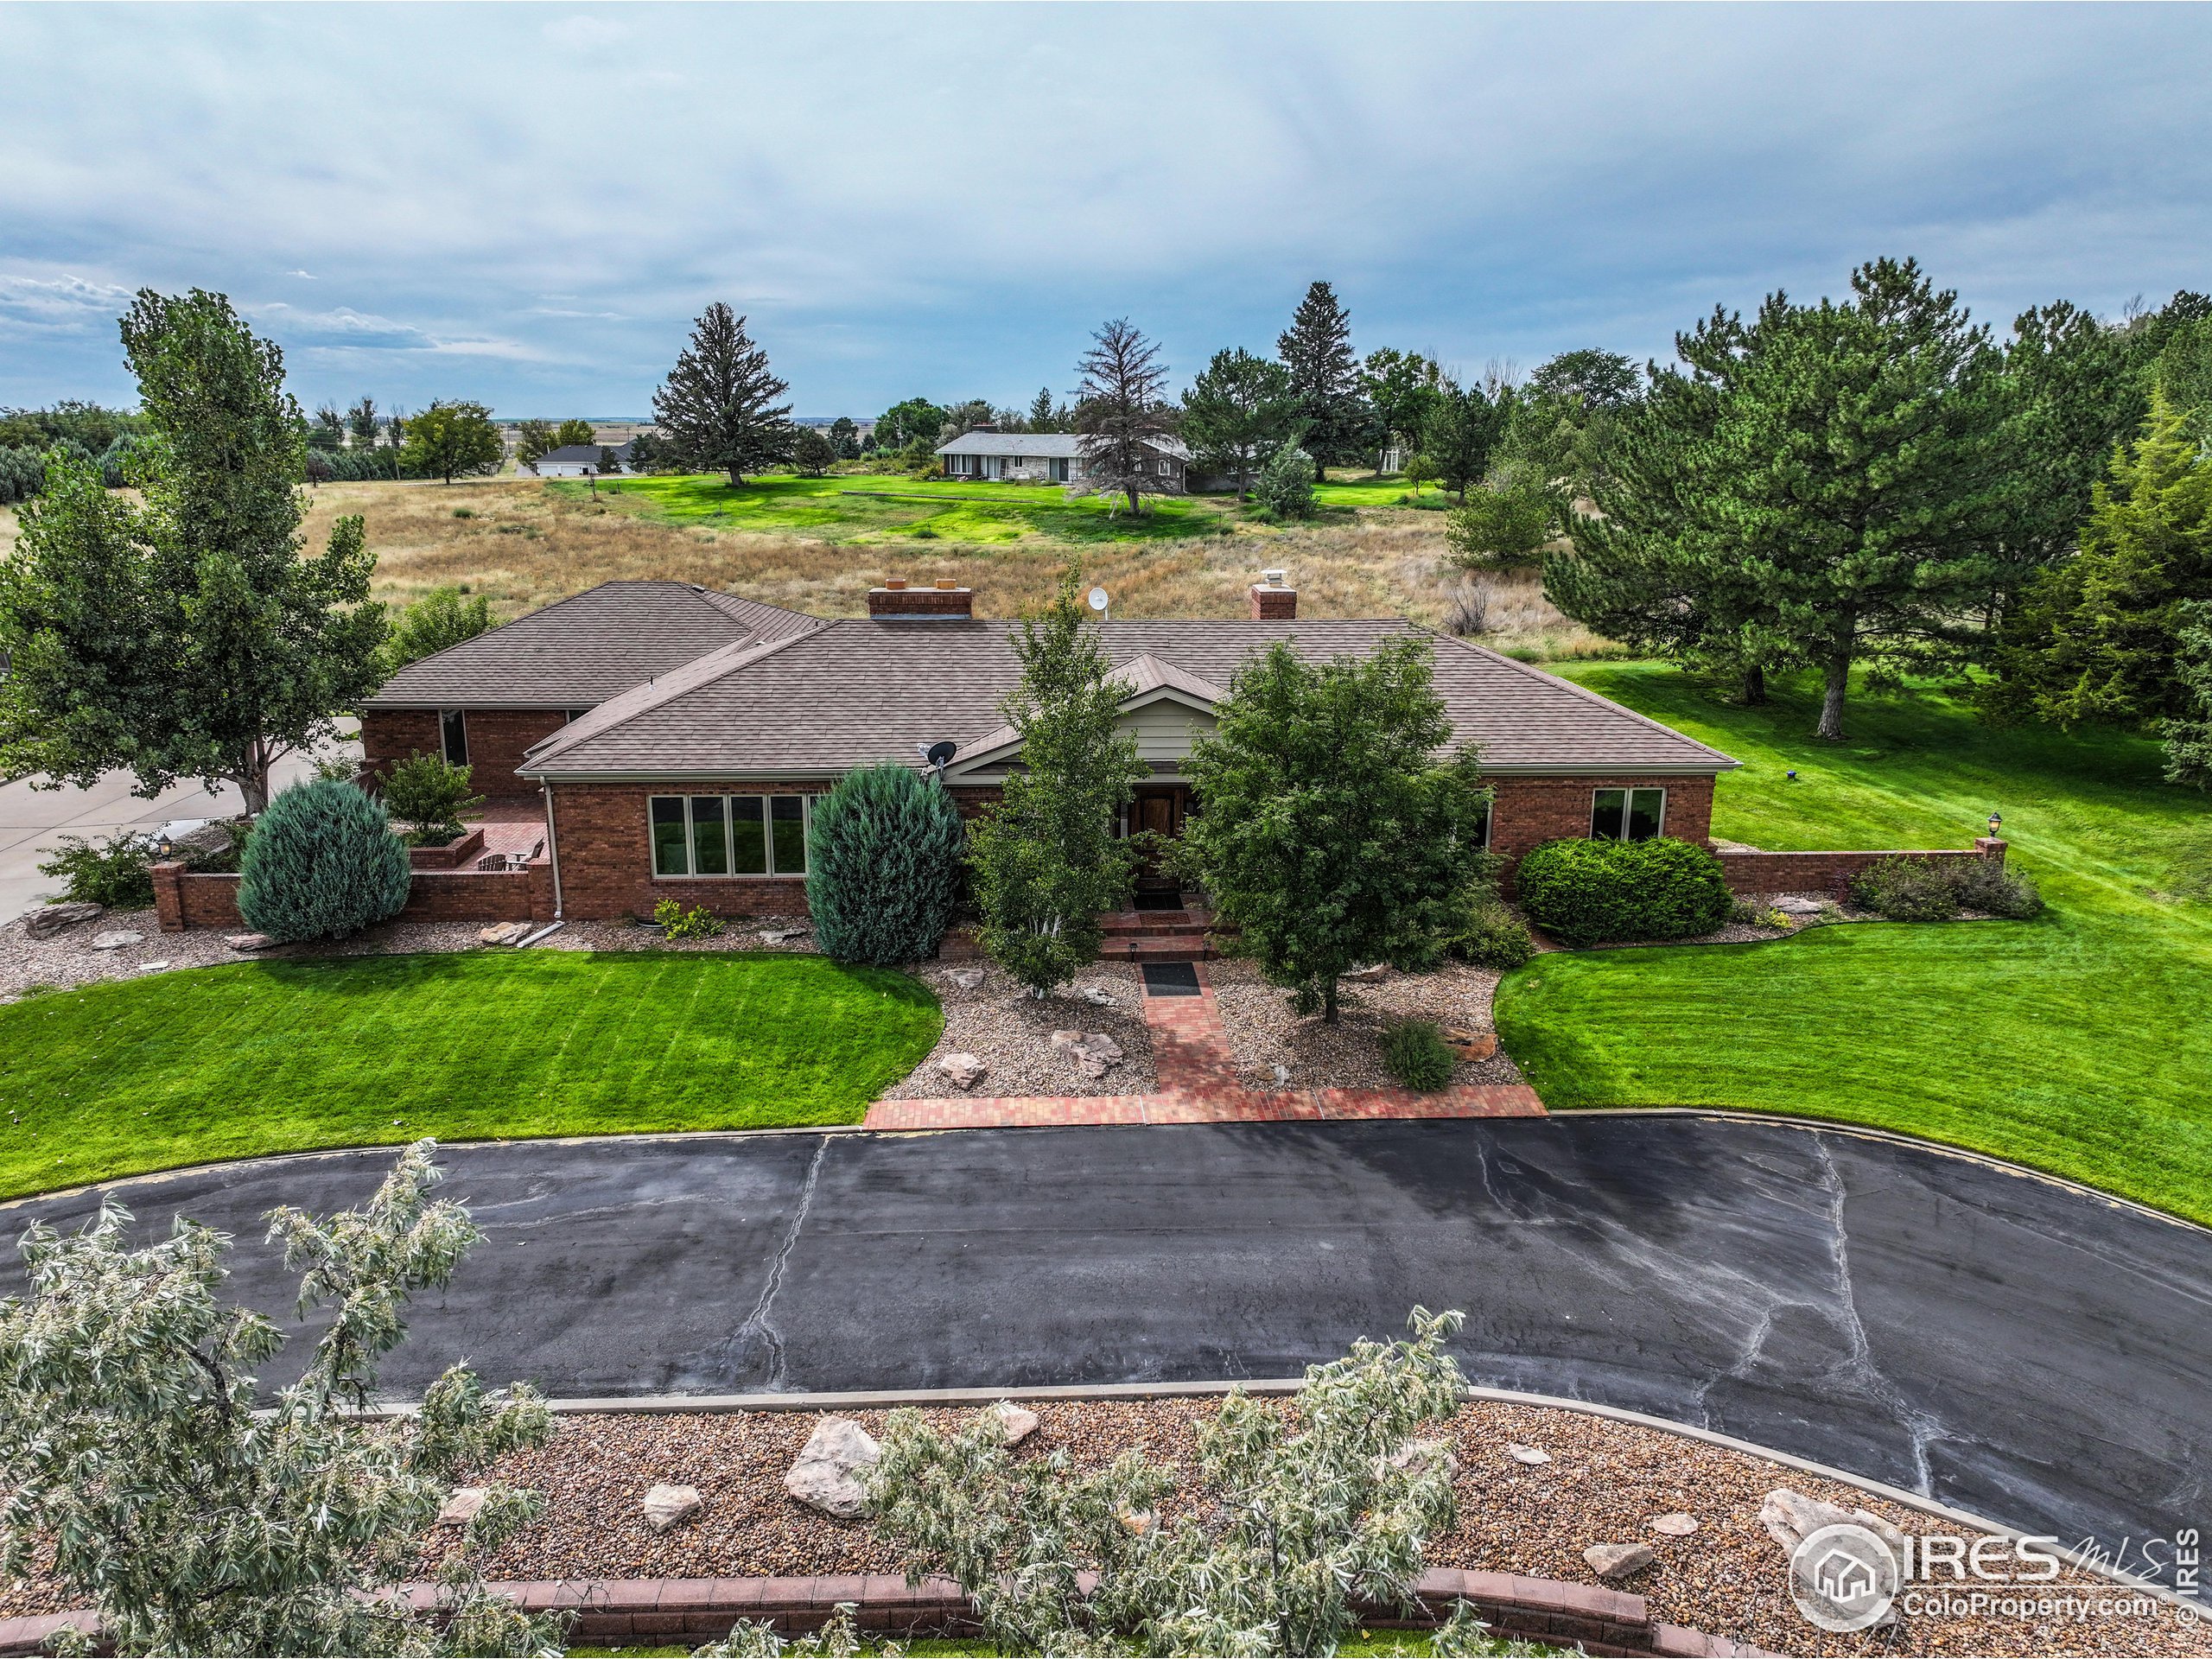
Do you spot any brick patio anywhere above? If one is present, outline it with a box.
[864,963,1546,1131]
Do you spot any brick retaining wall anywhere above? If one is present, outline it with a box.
[149,861,554,934]
[0,1567,1769,1657]
[407,828,485,870]
[1719,837,2007,896]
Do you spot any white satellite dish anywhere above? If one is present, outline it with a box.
[1087,586,1110,616]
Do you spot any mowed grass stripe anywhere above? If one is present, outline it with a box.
[1497,664,2212,1223]
[0,951,942,1199]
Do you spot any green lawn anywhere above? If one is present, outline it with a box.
[1495,664,2212,1222]
[574,473,1239,544]
[0,951,941,1201]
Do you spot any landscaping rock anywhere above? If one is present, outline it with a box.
[436,1486,488,1527]
[1443,1027,1499,1061]
[1077,983,1118,1008]
[937,1052,989,1090]
[642,1482,703,1532]
[985,1400,1039,1447]
[1758,1486,1854,1552]
[1343,963,1389,982]
[1773,895,1827,916]
[784,1416,880,1519]
[1585,1541,1657,1581]
[946,968,986,991]
[757,926,808,944]
[479,921,531,946]
[1651,1512,1700,1536]
[225,932,274,951]
[1382,1438,1459,1480]
[24,903,102,939]
[137,961,171,973]
[91,931,143,950]
[1051,1029,1124,1079]
[1507,1443,1551,1465]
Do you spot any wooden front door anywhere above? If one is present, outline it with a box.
[1131,786,1188,880]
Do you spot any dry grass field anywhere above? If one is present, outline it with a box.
[295,477,1611,659]
[2,479,1613,661]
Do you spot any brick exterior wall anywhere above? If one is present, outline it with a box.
[546,783,817,922]
[1486,775,1715,867]
[1249,582,1297,620]
[360,708,571,801]
[150,860,553,932]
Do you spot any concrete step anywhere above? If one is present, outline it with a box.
[1099,912,1211,936]
[1099,935,1220,963]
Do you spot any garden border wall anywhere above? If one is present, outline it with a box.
[1717,836,2006,896]
[148,860,555,934]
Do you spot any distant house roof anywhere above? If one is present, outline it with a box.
[518,615,1736,779]
[536,444,609,467]
[932,431,1193,462]
[365,581,822,709]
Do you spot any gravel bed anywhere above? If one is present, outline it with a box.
[16,1397,2186,1656]
[1206,958,1526,1092]
[879,960,1154,1098]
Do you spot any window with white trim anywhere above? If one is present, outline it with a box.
[650,794,818,877]
[440,709,468,766]
[1591,787,1666,842]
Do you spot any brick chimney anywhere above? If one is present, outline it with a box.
[1249,569,1297,620]
[868,576,974,619]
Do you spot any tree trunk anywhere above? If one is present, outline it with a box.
[728,467,745,486]
[1816,657,1850,740]
[1125,483,1140,516]
[1741,662,1767,706]
[1322,976,1339,1024]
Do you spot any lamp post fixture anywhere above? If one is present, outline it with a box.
[1987,811,2003,838]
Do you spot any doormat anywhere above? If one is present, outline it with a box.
[1141,961,1202,996]
[1133,889,1185,912]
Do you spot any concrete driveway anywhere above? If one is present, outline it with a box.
[0,742,349,923]
[3,1116,2205,1588]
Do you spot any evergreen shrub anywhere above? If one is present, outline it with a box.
[807,764,967,965]
[236,779,410,943]
[1381,1020,1457,1090]
[1516,836,1733,945]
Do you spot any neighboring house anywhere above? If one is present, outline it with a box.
[358,569,1741,922]
[531,442,627,477]
[935,428,1194,493]
[361,582,823,799]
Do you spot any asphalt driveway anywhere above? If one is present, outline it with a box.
[3,1116,2205,1588]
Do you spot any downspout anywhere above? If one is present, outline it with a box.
[541,781,565,919]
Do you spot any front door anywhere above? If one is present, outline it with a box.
[1130,785,1188,885]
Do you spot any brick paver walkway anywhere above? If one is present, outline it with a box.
[865,963,1545,1131]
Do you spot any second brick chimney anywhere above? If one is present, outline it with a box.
[1249,568,1297,620]
[868,576,974,619]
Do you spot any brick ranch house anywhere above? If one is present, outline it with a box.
[152,574,2007,931]
[935,429,1193,493]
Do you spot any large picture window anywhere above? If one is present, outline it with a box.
[440,709,468,766]
[651,794,817,877]
[1591,787,1666,842]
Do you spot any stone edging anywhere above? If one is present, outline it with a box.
[0,1566,1770,1658]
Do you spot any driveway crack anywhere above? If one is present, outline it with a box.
[731,1134,830,1390]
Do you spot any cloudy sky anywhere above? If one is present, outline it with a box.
[3,3,2208,419]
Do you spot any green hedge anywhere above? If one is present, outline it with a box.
[1516,836,1733,946]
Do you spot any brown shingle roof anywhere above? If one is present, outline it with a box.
[519,617,1735,777]
[365,581,820,709]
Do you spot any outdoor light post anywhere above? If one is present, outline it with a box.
[1988,811,2003,837]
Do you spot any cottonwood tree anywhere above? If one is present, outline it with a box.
[1279,280,1368,472]
[385,584,494,671]
[876,397,947,456]
[0,1142,558,1657]
[653,302,794,485]
[553,417,598,449]
[1180,346,1295,497]
[402,400,505,483]
[1181,638,1496,1023]
[967,569,1147,995]
[0,289,385,814]
[1361,347,1445,474]
[311,402,346,449]
[867,1309,1485,1658]
[1551,258,2006,739]
[1073,318,1176,514]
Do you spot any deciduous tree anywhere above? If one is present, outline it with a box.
[652,302,794,485]
[1073,318,1175,515]
[401,399,504,483]
[1180,346,1295,497]
[1278,280,1367,471]
[0,289,385,813]
[1181,638,1495,1023]
[553,416,598,449]
[0,1142,557,1657]
[1360,347,1444,473]
[967,569,1147,995]
[385,583,493,671]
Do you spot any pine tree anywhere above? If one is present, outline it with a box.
[1548,258,2005,738]
[1072,319,1174,515]
[1027,385,1059,433]
[1180,347,1294,497]
[2163,602,2212,789]
[1413,378,1507,503]
[346,395,378,450]
[1277,281,1366,472]
[652,302,794,485]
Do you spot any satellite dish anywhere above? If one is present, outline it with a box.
[1087,586,1110,616]
[919,740,958,771]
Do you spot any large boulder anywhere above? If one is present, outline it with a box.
[785,1416,880,1519]
[91,931,143,950]
[1050,1030,1124,1080]
[937,1052,989,1091]
[25,903,102,939]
